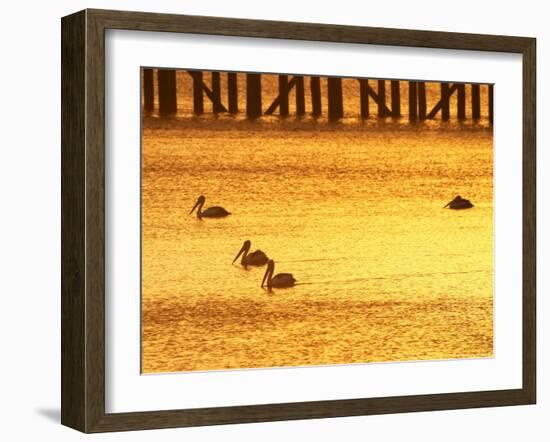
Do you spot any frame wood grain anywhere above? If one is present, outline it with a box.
[61,8,536,433]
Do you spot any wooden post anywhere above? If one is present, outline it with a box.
[157,69,177,116]
[246,73,262,118]
[488,84,494,125]
[278,75,289,116]
[426,84,459,120]
[457,84,466,120]
[227,73,238,114]
[441,83,450,121]
[391,80,401,117]
[377,80,386,117]
[295,76,305,116]
[408,81,417,122]
[471,84,481,120]
[190,71,204,115]
[310,76,322,116]
[418,82,427,120]
[327,77,343,121]
[143,68,154,112]
[211,72,224,113]
[359,79,369,118]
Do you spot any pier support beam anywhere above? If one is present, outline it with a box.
[359,79,369,118]
[295,76,305,116]
[246,73,262,118]
[358,78,392,119]
[441,83,450,121]
[457,84,466,120]
[227,73,238,114]
[408,81,417,122]
[211,72,224,113]
[310,76,322,116]
[191,71,204,115]
[278,75,289,116]
[327,77,343,121]
[143,68,154,112]
[265,76,301,115]
[418,82,427,120]
[426,83,458,119]
[377,80,386,117]
[471,84,481,120]
[188,71,228,115]
[157,69,177,116]
[391,80,401,117]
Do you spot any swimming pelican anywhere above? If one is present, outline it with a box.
[261,259,296,290]
[444,195,474,210]
[189,195,231,219]
[232,240,268,269]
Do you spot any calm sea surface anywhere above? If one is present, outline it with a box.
[141,73,493,373]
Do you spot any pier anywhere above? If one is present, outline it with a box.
[144,68,493,123]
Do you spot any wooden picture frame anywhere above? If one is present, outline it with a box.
[61,8,536,433]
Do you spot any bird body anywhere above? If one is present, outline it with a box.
[444,195,474,210]
[189,195,231,218]
[261,259,296,289]
[233,240,268,269]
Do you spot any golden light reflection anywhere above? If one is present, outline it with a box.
[141,70,493,373]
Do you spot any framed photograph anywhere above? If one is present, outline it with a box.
[61,9,536,433]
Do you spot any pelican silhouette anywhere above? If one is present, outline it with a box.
[444,195,474,210]
[232,240,268,269]
[189,195,231,219]
[261,259,296,290]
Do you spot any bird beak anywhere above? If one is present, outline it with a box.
[443,202,450,208]
[232,244,246,264]
[189,199,200,215]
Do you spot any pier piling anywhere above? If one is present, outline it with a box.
[418,82,427,120]
[327,77,344,121]
[149,70,493,124]
[377,80,386,117]
[188,70,228,115]
[227,73,238,114]
[278,75,289,116]
[295,76,305,116]
[441,83,450,121]
[457,84,466,120]
[426,83,458,120]
[157,69,177,116]
[391,80,401,117]
[143,68,154,112]
[359,79,370,118]
[310,77,322,116]
[211,72,224,113]
[471,84,481,120]
[408,81,418,122]
[246,74,262,118]
[190,71,204,115]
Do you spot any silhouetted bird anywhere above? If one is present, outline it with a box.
[444,195,474,210]
[189,195,231,219]
[233,240,268,269]
[261,259,296,290]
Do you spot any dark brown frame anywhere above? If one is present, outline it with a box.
[61,8,536,433]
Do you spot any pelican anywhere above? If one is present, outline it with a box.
[189,195,231,219]
[261,259,296,290]
[444,195,474,210]
[232,240,268,269]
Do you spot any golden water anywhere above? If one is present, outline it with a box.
[141,72,493,373]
